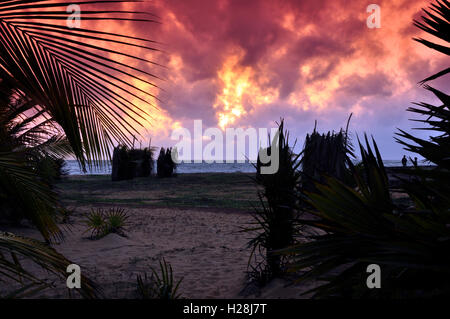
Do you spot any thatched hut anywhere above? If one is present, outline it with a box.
[300,129,353,192]
[111,145,154,181]
[157,147,177,178]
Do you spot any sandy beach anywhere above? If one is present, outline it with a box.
[2,171,416,298]
[2,173,315,298]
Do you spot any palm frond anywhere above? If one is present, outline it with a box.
[0,0,162,168]
[0,151,62,241]
[283,139,450,298]
[395,86,450,169]
[413,0,450,83]
[0,231,101,298]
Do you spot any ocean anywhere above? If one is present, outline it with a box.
[65,159,404,175]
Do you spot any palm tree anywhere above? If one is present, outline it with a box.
[0,1,161,297]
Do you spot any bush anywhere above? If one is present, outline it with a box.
[140,147,154,177]
[34,156,68,185]
[136,258,183,299]
[244,120,301,279]
[111,146,133,181]
[84,208,129,239]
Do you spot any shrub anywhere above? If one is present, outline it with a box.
[111,145,133,181]
[244,120,301,279]
[34,156,68,185]
[84,208,129,239]
[112,145,155,181]
[84,209,106,239]
[136,258,183,299]
[140,147,155,177]
[104,208,129,235]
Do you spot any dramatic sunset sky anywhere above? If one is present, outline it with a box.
[95,0,447,159]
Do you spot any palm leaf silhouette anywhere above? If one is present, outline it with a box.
[413,0,450,83]
[0,1,160,297]
[0,0,162,169]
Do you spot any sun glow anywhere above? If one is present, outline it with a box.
[213,50,278,130]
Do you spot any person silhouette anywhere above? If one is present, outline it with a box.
[413,157,418,167]
[402,155,407,167]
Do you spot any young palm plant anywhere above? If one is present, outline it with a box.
[244,120,301,280]
[84,209,106,239]
[104,208,130,236]
[136,258,183,299]
[285,137,450,298]
[84,208,130,239]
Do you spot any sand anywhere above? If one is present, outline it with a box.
[2,205,312,299]
[1,173,325,298]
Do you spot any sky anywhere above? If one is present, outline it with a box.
[34,0,450,160]
[125,0,447,160]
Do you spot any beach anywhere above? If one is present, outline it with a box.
[3,173,316,298]
[2,170,417,298]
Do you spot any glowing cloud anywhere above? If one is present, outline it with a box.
[213,49,279,129]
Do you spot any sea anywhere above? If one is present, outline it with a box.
[65,160,404,175]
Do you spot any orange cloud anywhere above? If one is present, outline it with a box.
[213,48,279,129]
[34,0,446,157]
